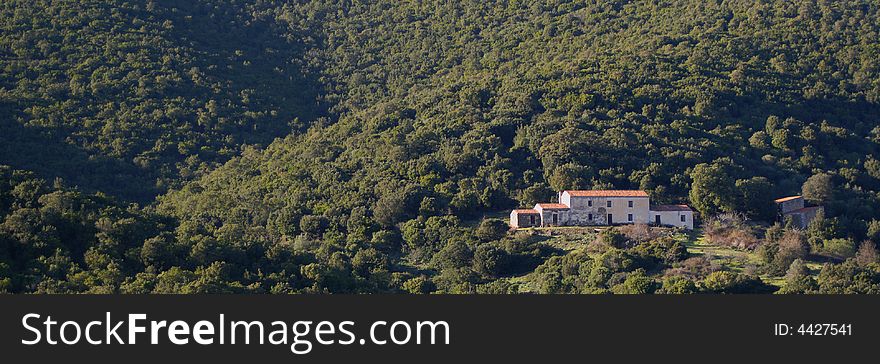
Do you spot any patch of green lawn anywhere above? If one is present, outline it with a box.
[681,229,824,289]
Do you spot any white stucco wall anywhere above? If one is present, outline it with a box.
[650,210,694,229]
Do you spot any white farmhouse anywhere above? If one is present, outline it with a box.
[510,189,693,229]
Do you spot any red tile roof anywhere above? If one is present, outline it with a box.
[563,190,649,197]
[774,196,802,203]
[535,203,570,210]
[651,204,692,212]
[512,209,539,214]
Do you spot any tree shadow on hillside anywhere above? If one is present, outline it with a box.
[722,95,880,133]
[691,93,880,193]
[0,109,159,203]
[1,3,332,204]
[163,1,330,138]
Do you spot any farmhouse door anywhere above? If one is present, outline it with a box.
[655,215,661,225]
[607,214,613,224]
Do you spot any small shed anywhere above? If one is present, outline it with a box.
[774,196,805,214]
[510,209,540,228]
[775,195,823,229]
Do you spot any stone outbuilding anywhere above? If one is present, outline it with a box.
[509,209,540,228]
[775,195,823,229]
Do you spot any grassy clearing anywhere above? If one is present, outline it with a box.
[510,225,825,291]
[681,229,761,269]
[681,228,778,283]
[515,226,601,252]
[680,228,827,288]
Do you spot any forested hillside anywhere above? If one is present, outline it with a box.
[1,0,324,201]
[3,0,880,294]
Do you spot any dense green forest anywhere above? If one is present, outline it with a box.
[2,0,880,294]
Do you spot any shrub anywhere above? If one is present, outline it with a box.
[704,212,760,249]
[816,261,880,294]
[618,224,657,243]
[823,238,857,259]
[631,237,689,268]
[700,271,776,294]
[595,228,630,249]
[472,244,510,277]
[855,241,880,266]
[760,230,809,275]
[611,269,658,294]
[402,276,435,294]
[665,256,717,280]
[299,215,329,236]
[657,275,699,294]
[476,218,509,242]
[776,259,817,294]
